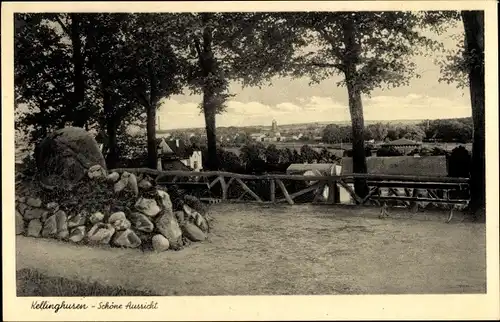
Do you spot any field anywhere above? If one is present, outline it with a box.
[16,203,486,296]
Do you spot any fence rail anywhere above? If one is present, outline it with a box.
[112,168,470,211]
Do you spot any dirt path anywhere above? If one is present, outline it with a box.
[16,204,486,295]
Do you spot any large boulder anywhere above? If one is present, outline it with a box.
[34,127,106,190]
[155,211,182,248]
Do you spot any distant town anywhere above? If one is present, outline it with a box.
[146,116,473,151]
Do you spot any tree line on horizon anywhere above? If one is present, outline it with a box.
[14,11,485,215]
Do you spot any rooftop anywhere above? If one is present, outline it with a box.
[156,139,194,159]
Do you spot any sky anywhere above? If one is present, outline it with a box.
[157,21,471,130]
[15,15,472,132]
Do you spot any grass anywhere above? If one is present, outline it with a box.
[17,268,158,297]
[16,203,486,296]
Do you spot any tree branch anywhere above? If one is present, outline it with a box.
[54,15,71,35]
[316,27,345,60]
[134,89,150,108]
[309,62,345,71]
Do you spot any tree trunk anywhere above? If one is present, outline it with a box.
[345,74,369,198]
[146,103,157,169]
[70,14,86,128]
[106,118,119,169]
[145,62,159,169]
[203,89,219,170]
[100,72,117,168]
[462,11,485,219]
[342,17,368,199]
[198,19,219,170]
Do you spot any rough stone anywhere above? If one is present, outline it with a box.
[17,196,27,203]
[16,210,25,235]
[107,211,131,230]
[114,177,128,193]
[87,223,115,244]
[34,127,107,190]
[17,202,29,215]
[26,197,42,208]
[69,226,86,243]
[89,212,105,224]
[138,179,153,190]
[155,211,182,247]
[46,202,60,213]
[107,172,120,182]
[112,229,141,248]
[55,210,69,239]
[174,211,185,224]
[121,171,131,179]
[183,205,209,232]
[108,211,127,223]
[27,219,43,237]
[128,212,154,233]
[24,208,48,221]
[41,214,58,238]
[152,234,170,252]
[68,212,87,228]
[183,194,208,215]
[135,198,161,217]
[183,204,194,216]
[157,190,174,214]
[181,222,207,242]
[88,164,107,179]
[135,230,153,243]
[193,211,209,233]
[128,173,139,196]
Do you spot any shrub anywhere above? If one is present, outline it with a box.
[375,146,403,157]
[448,146,471,178]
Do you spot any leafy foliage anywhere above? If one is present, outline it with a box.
[15,14,76,143]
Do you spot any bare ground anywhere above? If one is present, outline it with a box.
[16,204,486,295]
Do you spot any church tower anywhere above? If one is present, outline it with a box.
[271,119,278,133]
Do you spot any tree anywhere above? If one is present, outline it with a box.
[286,12,442,197]
[184,13,304,170]
[265,144,280,164]
[462,11,485,215]
[15,14,77,143]
[240,143,266,165]
[401,125,426,142]
[280,148,294,164]
[51,14,87,127]
[81,13,145,168]
[118,14,187,169]
[15,13,149,168]
[300,145,320,163]
[366,122,389,142]
[322,124,352,143]
[292,150,303,163]
[435,11,485,216]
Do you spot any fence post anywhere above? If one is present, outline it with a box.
[220,176,227,200]
[270,179,276,203]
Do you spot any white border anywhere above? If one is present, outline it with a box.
[2,1,499,320]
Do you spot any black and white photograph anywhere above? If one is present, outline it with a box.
[3,1,499,321]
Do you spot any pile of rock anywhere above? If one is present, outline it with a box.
[15,166,210,252]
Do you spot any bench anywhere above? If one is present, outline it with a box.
[361,180,469,223]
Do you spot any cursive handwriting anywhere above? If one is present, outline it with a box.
[31,300,88,313]
[97,301,159,310]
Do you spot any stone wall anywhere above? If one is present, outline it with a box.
[15,165,210,252]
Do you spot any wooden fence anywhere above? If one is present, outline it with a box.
[112,168,470,210]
